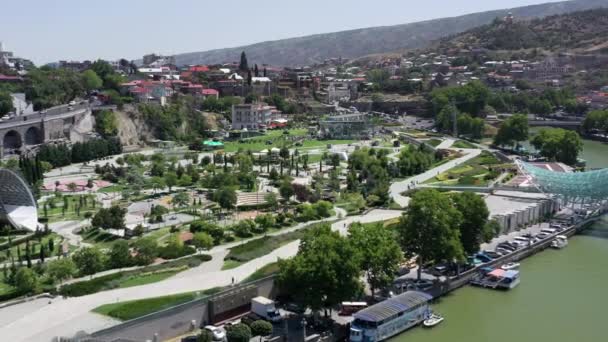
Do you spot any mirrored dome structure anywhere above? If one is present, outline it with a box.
[0,168,38,231]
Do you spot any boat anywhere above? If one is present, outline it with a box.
[423,314,444,327]
[471,269,520,290]
[550,235,568,249]
[501,262,520,270]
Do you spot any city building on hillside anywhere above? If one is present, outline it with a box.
[231,103,280,130]
[319,113,374,139]
[58,60,92,72]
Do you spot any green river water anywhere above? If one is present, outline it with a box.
[391,136,608,342]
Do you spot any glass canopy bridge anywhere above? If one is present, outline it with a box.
[516,161,608,208]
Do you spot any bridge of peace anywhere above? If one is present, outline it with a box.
[0,101,95,158]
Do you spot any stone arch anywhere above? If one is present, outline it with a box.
[3,130,22,150]
[24,126,42,145]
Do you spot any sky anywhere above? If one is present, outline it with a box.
[1,0,565,65]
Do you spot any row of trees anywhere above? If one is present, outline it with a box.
[278,189,497,313]
[37,138,122,168]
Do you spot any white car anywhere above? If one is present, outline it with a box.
[69,100,76,106]
[204,325,226,341]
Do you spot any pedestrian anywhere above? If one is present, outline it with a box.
[231,277,235,285]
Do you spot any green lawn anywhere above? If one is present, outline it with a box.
[452,140,477,149]
[242,262,280,283]
[425,151,504,186]
[222,128,353,153]
[117,270,181,288]
[221,259,243,270]
[426,139,442,147]
[41,194,97,223]
[0,233,66,263]
[92,287,223,321]
[97,184,126,193]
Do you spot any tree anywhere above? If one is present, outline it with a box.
[277,225,361,313]
[227,323,252,342]
[494,114,529,148]
[192,232,214,250]
[108,240,132,269]
[81,69,103,91]
[397,189,464,280]
[133,238,158,265]
[254,214,276,231]
[171,192,190,208]
[198,330,214,342]
[214,187,237,212]
[164,172,178,191]
[250,320,273,337]
[46,258,77,284]
[254,64,259,77]
[0,91,14,115]
[279,181,294,202]
[72,247,105,276]
[264,192,278,211]
[239,51,249,72]
[531,128,583,165]
[15,267,39,294]
[349,223,402,297]
[452,192,490,255]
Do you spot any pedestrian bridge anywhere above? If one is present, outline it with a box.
[517,161,608,205]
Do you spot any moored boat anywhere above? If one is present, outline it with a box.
[550,235,568,249]
[501,262,520,271]
[423,314,444,327]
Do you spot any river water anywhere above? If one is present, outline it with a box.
[391,136,608,342]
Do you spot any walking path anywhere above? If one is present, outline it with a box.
[436,138,455,149]
[390,148,482,207]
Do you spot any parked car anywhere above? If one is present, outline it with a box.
[484,250,503,259]
[204,326,226,341]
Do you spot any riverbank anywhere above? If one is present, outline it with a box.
[391,215,608,342]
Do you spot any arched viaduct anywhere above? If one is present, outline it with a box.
[0,103,92,158]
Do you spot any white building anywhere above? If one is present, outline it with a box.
[231,103,276,130]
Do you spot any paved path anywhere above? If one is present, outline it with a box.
[390,148,482,207]
[0,208,350,341]
[436,138,455,149]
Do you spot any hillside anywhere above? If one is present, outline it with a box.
[437,8,608,52]
[170,0,607,66]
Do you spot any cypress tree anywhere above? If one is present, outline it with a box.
[247,70,252,86]
[254,64,259,77]
[239,51,249,72]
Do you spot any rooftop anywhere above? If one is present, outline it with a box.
[353,291,432,323]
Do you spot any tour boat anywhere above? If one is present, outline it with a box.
[423,314,444,327]
[550,235,568,249]
[501,262,520,271]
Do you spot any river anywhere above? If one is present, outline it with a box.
[392,134,608,342]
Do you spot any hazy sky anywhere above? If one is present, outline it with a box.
[1,0,564,65]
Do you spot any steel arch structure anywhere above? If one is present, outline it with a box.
[0,168,38,231]
[516,161,608,206]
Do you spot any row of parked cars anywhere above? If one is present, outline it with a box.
[481,223,568,260]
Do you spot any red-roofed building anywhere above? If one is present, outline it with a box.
[202,88,219,99]
[0,74,23,83]
[189,65,210,72]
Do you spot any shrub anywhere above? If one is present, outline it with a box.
[250,320,273,337]
[226,323,252,342]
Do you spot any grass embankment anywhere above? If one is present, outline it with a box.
[242,262,280,283]
[425,151,503,186]
[452,140,478,149]
[93,287,223,321]
[426,138,442,147]
[221,223,328,270]
[59,254,212,297]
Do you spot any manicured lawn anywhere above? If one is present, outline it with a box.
[242,262,280,283]
[97,184,126,193]
[41,194,97,223]
[92,287,223,321]
[452,140,477,149]
[221,259,243,270]
[426,139,442,147]
[222,222,330,269]
[117,270,181,288]
[425,151,503,186]
[0,233,66,263]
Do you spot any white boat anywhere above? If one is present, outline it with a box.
[423,314,444,327]
[501,262,520,271]
[550,235,568,249]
